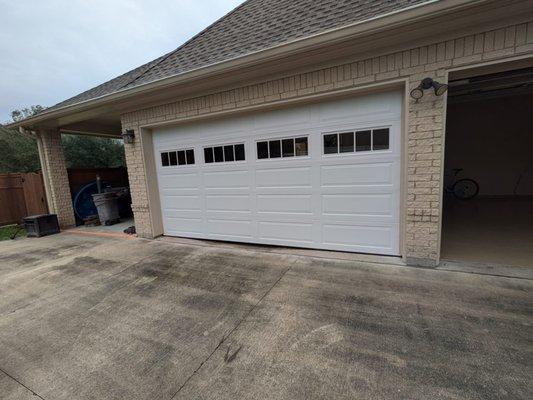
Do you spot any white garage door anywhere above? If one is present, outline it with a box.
[153,91,402,255]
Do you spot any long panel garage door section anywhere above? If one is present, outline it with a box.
[153,91,402,255]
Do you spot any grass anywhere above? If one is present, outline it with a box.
[0,224,26,241]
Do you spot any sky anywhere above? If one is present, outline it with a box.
[0,0,244,123]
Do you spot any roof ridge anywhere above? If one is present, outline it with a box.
[122,0,252,90]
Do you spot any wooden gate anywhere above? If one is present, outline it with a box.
[0,172,48,226]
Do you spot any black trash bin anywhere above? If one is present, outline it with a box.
[23,214,60,237]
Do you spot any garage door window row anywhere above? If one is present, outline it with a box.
[161,149,195,167]
[204,143,245,163]
[323,128,390,155]
[257,136,308,159]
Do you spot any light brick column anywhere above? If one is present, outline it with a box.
[36,129,76,228]
[121,123,154,238]
[404,70,448,267]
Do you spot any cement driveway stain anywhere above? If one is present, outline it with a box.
[0,233,531,400]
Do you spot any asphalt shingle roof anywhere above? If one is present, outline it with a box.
[50,0,428,111]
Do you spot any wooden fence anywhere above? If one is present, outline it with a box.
[0,172,48,226]
[0,168,129,226]
[68,167,129,195]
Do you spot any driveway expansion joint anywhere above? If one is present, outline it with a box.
[0,367,47,400]
[169,259,296,400]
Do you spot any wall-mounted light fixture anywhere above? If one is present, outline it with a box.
[410,77,448,100]
[122,129,135,144]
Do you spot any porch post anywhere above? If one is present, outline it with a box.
[36,129,76,228]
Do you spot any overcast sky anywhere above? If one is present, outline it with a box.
[0,0,244,123]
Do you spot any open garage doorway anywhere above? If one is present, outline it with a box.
[441,65,533,267]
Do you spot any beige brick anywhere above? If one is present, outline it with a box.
[37,129,75,228]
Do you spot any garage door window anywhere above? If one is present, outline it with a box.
[161,149,195,167]
[204,143,245,164]
[356,130,371,152]
[257,136,308,159]
[324,128,390,155]
[372,129,390,150]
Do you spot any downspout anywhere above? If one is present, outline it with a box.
[32,129,53,214]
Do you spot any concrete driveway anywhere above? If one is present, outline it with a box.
[0,233,531,400]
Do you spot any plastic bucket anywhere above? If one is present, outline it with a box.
[91,192,120,225]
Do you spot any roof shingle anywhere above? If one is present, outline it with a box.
[50,0,428,111]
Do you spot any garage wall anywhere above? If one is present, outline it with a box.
[446,93,533,196]
[122,20,533,266]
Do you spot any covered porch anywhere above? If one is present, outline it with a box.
[31,117,130,230]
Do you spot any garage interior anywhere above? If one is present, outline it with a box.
[441,66,533,267]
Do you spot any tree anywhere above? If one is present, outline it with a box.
[10,105,46,122]
[0,105,126,173]
[0,126,40,173]
[62,135,125,169]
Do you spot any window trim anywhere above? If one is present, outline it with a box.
[255,135,310,161]
[159,148,196,168]
[321,126,392,156]
[203,142,246,164]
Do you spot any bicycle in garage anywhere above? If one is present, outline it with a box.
[444,168,480,200]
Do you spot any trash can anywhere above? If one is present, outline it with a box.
[23,214,60,237]
[91,192,120,225]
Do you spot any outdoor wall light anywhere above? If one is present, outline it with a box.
[122,129,135,144]
[410,77,448,100]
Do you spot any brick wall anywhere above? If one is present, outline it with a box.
[121,21,533,265]
[122,133,152,238]
[37,130,75,228]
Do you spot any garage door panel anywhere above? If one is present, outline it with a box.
[319,186,395,197]
[165,217,203,235]
[255,167,312,188]
[255,215,316,226]
[207,219,253,238]
[206,195,251,212]
[258,221,314,244]
[165,209,203,219]
[257,194,313,214]
[321,163,394,186]
[322,194,394,216]
[164,195,201,210]
[159,173,200,189]
[203,170,250,189]
[321,213,397,225]
[253,107,311,130]
[161,189,201,198]
[322,224,396,250]
[316,93,400,122]
[154,91,402,256]
[205,212,253,222]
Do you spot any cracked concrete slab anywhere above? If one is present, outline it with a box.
[0,370,42,400]
[175,257,533,399]
[0,233,531,400]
